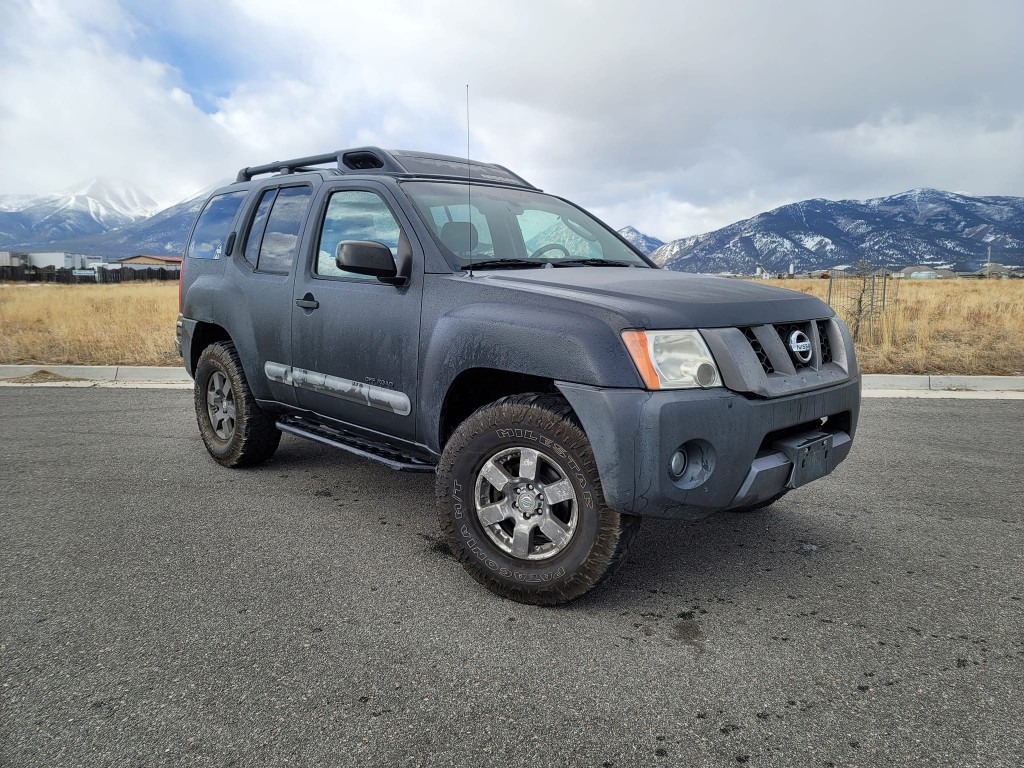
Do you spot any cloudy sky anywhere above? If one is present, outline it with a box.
[1,0,1021,240]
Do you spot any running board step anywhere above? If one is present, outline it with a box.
[276,417,436,472]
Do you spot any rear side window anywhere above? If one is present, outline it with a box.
[243,190,275,267]
[249,186,312,273]
[187,191,246,259]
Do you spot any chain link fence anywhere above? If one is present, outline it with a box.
[826,261,898,343]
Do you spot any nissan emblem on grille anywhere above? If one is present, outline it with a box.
[787,330,813,364]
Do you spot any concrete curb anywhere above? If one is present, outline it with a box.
[861,389,1024,400]
[0,364,192,383]
[0,365,1022,393]
[861,374,1024,392]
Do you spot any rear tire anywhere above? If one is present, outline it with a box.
[436,393,640,605]
[194,341,281,467]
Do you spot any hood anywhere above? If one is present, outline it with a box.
[467,267,831,328]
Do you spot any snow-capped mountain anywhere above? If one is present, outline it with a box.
[652,189,1024,274]
[0,179,159,247]
[51,192,208,256]
[5,182,1022,271]
[617,226,664,256]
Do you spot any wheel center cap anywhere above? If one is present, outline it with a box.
[518,493,538,513]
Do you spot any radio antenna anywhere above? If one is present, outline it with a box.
[466,84,474,278]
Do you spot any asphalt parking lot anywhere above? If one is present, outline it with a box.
[1,388,1021,767]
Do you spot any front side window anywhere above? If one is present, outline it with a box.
[316,190,403,279]
[253,186,312,273]
[403,181,649,270]
[187,191,246,259]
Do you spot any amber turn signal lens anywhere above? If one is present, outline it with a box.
[621,330,662,390]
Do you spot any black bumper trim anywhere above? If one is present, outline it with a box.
[556,377,861,520]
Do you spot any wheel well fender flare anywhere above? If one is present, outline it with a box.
[420,304,641,452]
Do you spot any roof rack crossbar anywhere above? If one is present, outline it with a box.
[236,152,344,182]
[236,147,409,182]
[233,146,536,188]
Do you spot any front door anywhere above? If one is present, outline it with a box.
[288,182,423,443]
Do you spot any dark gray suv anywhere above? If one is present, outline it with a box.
[176,147,860,604]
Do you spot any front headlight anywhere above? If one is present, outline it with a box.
[621,329,722,390]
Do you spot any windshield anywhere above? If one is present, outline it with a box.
[402,181,652,270]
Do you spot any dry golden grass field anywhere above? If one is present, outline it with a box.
[0,283,180,367]
[0,279,1021,374]
[786,278,1023,375]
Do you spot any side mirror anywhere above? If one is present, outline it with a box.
[336,240,406,286]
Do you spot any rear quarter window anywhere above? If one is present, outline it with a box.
[187,191,247,259]
[252,186,312,274]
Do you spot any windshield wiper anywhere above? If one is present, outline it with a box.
[467,258,547,270]
[548,258,639,267]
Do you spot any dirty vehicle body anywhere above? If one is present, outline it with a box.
[177,147,861,604]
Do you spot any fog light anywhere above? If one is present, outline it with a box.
[669,450,688,478]
[668,440,717,489]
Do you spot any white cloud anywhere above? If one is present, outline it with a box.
[1,0,1022,237]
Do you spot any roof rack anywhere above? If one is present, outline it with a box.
[235,146,536,189]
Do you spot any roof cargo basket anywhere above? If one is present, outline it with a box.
[235,146,536,188]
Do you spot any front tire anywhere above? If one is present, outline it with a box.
[194,341,281,467]
[436,393,640,605]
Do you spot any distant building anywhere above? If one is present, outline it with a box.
[8,251,94,269]
[973,263,1020,278]
[0,251,29,268]
[116,255,184,271]
[894,265,955,279]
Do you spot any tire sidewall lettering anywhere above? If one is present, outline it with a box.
[492,429,590,494]
[459,524,566,583]
[448,427,600,583]
[436,395,629,604]
[452,478,463,520]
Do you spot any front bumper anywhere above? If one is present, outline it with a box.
[556,376,860,520]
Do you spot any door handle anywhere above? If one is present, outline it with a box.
[295,293,319,310]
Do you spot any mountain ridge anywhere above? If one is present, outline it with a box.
[0,179,158,248]
[616,226,664,256]
[2,184,1021,272]
[651,188,1024,274]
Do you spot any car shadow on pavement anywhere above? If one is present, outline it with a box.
[577,497,870,611]
[267,436,872,611]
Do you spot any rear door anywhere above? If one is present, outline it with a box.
[233,183,314,407]
[289,182,424,442]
